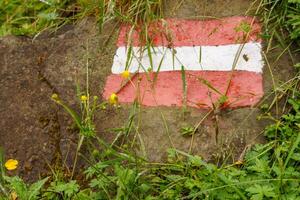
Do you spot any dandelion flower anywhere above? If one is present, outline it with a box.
[80,95,88,102]
[109,93,118,105]
[5,159,18,171]
[121,70,130,79]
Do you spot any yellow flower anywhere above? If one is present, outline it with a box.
[10,191,17,200]
[121,70,130,79]
[80,95,88,102]
[234,160,244,165]
[51,93,59,100]
[93,96,98,101]
[109,93,118,105]
[5,159,18,171]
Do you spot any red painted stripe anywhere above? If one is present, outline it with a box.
[102,71,263,109]
[117,16,261,47]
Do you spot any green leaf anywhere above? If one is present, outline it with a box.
[291,152,300,161]
[4,176,28,200]
[28,177,49,200]
[47,181,79,199]
[38,12,58,21]
[246,184,276,200]
[180,126,194,137]
[288,98,300,111]
[73,189,97,200]
[288,0,300,3]
[247,158,271,176]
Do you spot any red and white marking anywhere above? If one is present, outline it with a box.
[103,16,264,108]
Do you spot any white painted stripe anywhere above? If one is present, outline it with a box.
[112,42,263,74]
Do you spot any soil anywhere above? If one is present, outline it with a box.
[0,0,298,181]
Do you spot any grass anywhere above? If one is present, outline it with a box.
[1,0,300,199]
[0,0,71,36]
[0,0,162,37]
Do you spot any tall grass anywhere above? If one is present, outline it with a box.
[0,0,163,37]
[259,0,300,51]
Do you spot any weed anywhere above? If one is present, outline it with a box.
[259,0,300,48]
[0,0,70,36]
[180,125,194,137]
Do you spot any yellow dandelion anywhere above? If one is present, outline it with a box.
[109,93,118,105]
[5,159,18,171]
[121,70,130,79]
[80,95,88,102]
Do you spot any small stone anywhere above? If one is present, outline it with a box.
[24,161,33,171]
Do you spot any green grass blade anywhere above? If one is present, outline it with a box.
[125,45,133,71]
[181,65,187,108]
[284,131,300,169]
[197,77,223,95]
[153,49,166,85]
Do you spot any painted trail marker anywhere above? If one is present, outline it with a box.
[103,16,264,108]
